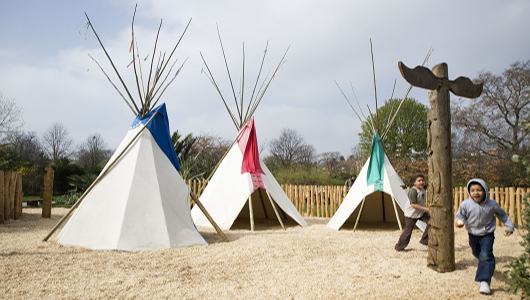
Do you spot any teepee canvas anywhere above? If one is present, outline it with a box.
[191,31,305,230]
[44,9,220,250]
[326,133,426,231]
[57,104,207,250]
[191,118,307,230]
[328,46,433,232]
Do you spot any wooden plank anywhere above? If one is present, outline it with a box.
[4,171,12,221]
[509,187,515,224]
[42,167,54,218]
[516,188,522,227]
[322,186,329,218]
[494,187,500,227]
[316,186,320,218]
[0,170,4,223]
[14,173,23,220]
[8,172,16,219]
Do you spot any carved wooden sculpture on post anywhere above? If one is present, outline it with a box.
[398,61,483,272]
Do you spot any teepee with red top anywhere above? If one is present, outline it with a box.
[191,117,307,230]
[190,32,306,230]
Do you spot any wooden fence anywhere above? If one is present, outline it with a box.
[0,171,23,223]
[187,179,528,226]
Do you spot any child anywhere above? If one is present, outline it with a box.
[395,174,430,252]
[455,178,514,295]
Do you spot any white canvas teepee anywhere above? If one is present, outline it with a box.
[43,11,216,250]
[327,133,427,231]
[191,118,307,230]
[193,33,304,230]
[57,104,207,250]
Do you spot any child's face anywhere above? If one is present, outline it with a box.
[469,184,485,203]
[413,177,426,189]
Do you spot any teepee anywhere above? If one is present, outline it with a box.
[327,42,431,232]
[191,30,307,230]
[326,133,426,231]
[44,7,221,250]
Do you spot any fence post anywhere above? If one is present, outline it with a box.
[42,167,54,218]
[14,173,23,220]
[508,187,515,225]
[516,188,522,227]
[0,170,4,223]
[494,187,500,227]
[310,185,314,217]
[4,171,12,220]
[322,185,329,218]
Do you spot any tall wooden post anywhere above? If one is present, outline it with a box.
[14,172,23,219]
[0,170,4,223]
[398,61,483,273]
[42,167,54,218]
[425,63,454,272]
[4,171,12,220]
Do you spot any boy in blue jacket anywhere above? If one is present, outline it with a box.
[455,178,514,295]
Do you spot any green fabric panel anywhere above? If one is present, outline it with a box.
[366,133,384,191]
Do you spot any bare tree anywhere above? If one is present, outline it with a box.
[269,128,316,168]
[76,133,112,171]
[0,92,24,141]
[452,60,530,156]
[42,122,74,161]
[8,131,48,165]
[319,152,342,173]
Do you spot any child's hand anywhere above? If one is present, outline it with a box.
[505,230,513,236]
[455,219,464,228]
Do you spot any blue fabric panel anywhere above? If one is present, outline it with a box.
[366,133,384,191]
[130,103,181,171]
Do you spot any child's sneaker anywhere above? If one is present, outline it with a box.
[479,281,491,295]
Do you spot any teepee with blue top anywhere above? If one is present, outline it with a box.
[50,7,210,250]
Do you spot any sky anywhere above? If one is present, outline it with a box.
[1,0,529,158]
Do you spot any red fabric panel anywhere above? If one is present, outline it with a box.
[237,117,265,175]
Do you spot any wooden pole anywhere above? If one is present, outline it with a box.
[42,167,54,218]
[516,188,522,227]
[495,187,500,227]
[14,173,23,220]
[353,198,366,232]
[392,196,403,231]
[424,63,454,272]
[316,186,321,218]
[305,186,309,217]
[0,170,4,223]
[322,186,329,218]
[189,191,228,242]
[8,172,16,219]
[248,195,254,231]
[266,190,285,230]
[509,187,516,225]
[4,171,12,220]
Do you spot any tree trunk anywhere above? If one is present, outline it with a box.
[426,63,455,272]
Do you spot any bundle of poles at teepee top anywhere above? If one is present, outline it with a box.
[199,25,289,131]
[85,4,190,117]
[335,40,434,139]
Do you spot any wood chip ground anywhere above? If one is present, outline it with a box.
[0,208,525,299]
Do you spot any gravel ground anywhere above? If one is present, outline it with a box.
[0,208,525,299]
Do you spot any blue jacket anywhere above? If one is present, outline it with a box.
[455,178,514,236]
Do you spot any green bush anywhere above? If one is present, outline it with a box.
[272,166,346,186]
[55,190,82,206]
[503,151,530,297]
